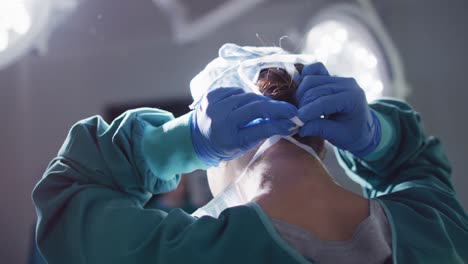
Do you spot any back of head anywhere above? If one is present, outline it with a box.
[256,64,326,159]
[205,63,326,199]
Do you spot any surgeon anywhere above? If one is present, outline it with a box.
[33,44,468,264]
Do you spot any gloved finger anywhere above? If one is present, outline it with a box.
[296,76,352,101]
[301,62,330,77]
[205,87,245,103]
[298,92,353,122]
[238,119,296,149]
[296,75,336,101]
[231,100,298,127]
[298,84,347,108]
[222,92,269,110]
[299,118,339,138]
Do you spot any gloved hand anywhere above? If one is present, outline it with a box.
[296,63,381,157]
[191,87,298,166]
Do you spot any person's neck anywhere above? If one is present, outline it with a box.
[253,141,369,241]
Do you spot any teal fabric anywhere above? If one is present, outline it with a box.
[33,100,468,264]
[337,99,468,264]
[32,108,312,264]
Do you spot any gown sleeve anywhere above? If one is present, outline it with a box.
[32,108,308,264]
[335,99,468,263]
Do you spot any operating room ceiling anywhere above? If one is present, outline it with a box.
[33,0,337,59]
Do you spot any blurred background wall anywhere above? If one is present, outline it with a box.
[0,0,467,263]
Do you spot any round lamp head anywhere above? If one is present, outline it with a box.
[303,4,398,102]
[0,0,51,70]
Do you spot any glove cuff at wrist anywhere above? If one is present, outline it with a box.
[190,111,224,167]
[141,112,209,185]
[352,109,382,158]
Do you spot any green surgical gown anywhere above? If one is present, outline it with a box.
[33,101,468,263]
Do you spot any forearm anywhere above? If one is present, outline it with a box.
[141,112,209,184]
[335,99,453,195]
[50,109,205,193]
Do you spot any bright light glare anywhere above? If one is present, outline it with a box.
[0,0,31,52]
[0,31,8,52]
[304,20,385,102]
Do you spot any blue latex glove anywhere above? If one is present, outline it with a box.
[191,87,298,166]
[296,63,381,157]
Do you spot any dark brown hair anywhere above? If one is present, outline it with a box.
[256,64,325,159]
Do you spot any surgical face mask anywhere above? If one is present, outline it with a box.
[192,133,321,218]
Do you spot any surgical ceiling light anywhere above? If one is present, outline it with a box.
[0,1,31,50]
[303,2,409,101]
[0,0,77,71]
